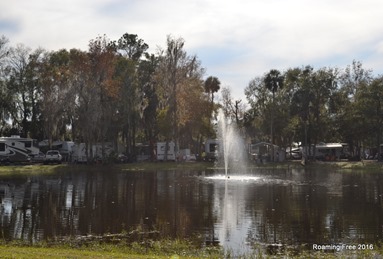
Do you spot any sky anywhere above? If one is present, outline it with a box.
[1,0,383,102]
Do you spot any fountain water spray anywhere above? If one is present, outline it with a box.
[216,109,247,178]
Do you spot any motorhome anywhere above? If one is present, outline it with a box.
[156,142,176,161]
[0,140,11,163]
[0,135,39,163]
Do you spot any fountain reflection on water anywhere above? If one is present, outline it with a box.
[209,109,259,255]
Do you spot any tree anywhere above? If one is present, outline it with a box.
[264,69,284,161]
[354,76,383,157]
[117,33,149,61]
[154,35,205,158]
[138,54,159,157]
[245,76,270,141]
[221,86,245,126]
[0,35,11,135]
[39,49,75,147]
[68,48,94,150]
[114,33,150,159]
[6,44,41,137]
[338,60,372,157]
[88,35,119,161]
[0,35,9,66]
[204,76,220,104]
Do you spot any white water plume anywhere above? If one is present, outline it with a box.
[216,109,247,177]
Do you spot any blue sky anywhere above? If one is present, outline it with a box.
[1,0,383,102]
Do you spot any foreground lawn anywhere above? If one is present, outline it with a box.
[0,245,148,259]
[0,239,223,259]
[1,242,383,259]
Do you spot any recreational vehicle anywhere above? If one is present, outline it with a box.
[156,142,176,161]
[204,139,219,161]
[0,135,39,163]
[0,140,11,164]
[301,143,343,160]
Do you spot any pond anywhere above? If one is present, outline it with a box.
[1,167,383,256]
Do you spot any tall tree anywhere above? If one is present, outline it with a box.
[138,53,159,159]
[264,69,284,161]
[114,33,150,159]
[6,44,36,136]
[204,76,220,104]
[117,33,149,61]
[221,87,245,126]
[338,60,372,157]
[39,49,75,147]
[154,35,205,158]
[88,35,119,161]
[0,35,11,135]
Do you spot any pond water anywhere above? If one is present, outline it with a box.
[1,167,383,255]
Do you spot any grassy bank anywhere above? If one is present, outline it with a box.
[1,160,383,177]
[1,240,382,258]
[0,239,223,259]
[0,161,216,177]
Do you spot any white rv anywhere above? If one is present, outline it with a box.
[0,135,39,163]
[0,140,11,163]
[156,142,176,161]
[204,139,219,161]
[300,143,343,160]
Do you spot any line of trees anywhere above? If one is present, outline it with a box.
[244,61,383,159]
[0,34,218,160]
[2,32,383,161]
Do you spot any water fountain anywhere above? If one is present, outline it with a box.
[215,109,248,178]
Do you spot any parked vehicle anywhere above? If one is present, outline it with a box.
[32,151,46,163]
[0,135,39,163]
[44,150,62,164]
[156,142,176,161]
[285,147,302,160]
[39,140,74,161]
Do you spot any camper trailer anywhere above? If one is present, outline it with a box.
[204,139,219,161]
[0,135,39,163]
[156,142,176,161]
[300,143,343,160]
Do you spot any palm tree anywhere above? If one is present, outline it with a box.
[264,69,284,161]
[204,76,221,104]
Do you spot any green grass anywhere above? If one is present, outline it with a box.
[0,239,223,259]
[0,161,216,177]
[1,240,383,258]
[0,164,66,177]
[1,160,383,178]
[116,161,215,171]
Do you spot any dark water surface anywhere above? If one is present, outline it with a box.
[1,167,383,254]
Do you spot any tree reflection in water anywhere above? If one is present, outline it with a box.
[0,168,383,255]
